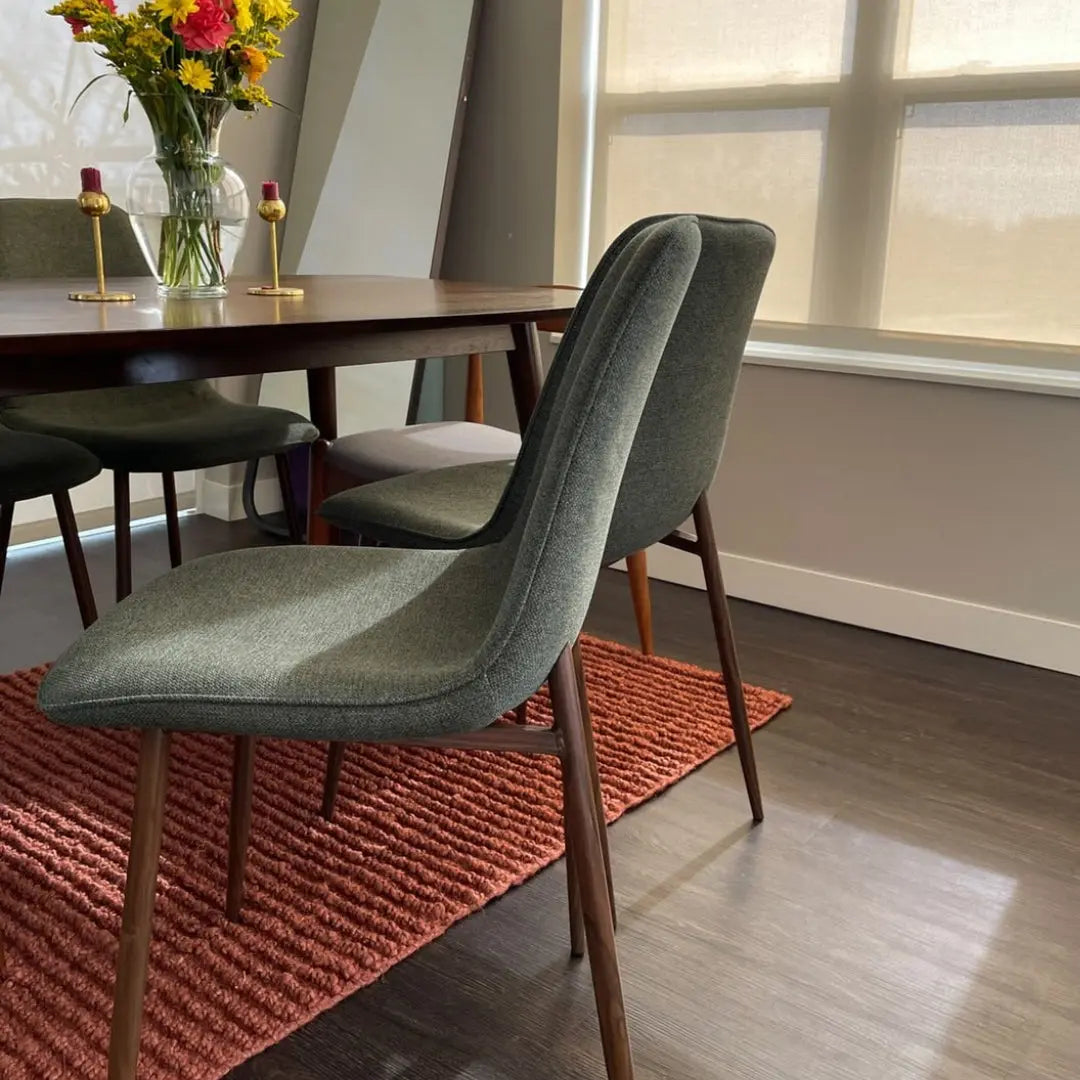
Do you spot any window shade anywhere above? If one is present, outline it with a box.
[586,0,1080,351]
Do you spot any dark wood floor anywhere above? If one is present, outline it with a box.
[4,515,1079,1079]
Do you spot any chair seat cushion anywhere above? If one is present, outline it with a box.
[327,421,521,484]
[0,428,101,504]
[39,544,510,742]
[320,459,515,547]
[0,383,318,473]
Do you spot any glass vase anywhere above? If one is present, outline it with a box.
[126,95,250,299]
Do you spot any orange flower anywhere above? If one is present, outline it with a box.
[238,45,269,83]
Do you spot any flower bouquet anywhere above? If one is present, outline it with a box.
[49,0,300,297]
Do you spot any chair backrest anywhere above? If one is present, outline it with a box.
[0,197,147,280]
[479,214,774,565]
[605,215,774,561]
[479,217,701,711]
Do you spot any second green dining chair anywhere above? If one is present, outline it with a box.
[0,198,317,600]
[318,213,777,833]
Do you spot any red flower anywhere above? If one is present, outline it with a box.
[66,0,117,34]
[174,0,235,52]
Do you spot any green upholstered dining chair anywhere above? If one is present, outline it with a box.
[321,343,658,656]
[318,214,777,834]
[38,215,702,1080]
[0,199,318,601]
[0,429,101,627]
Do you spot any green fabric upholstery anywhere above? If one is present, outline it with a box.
[319,215,775,564]
[324,459,515,545]
[40,218,702,738]
[1,382,318,473]
[0,198,146,279]
[0,199,317,471]
[0,428,101,505]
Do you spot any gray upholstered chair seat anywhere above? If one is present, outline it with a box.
[327,421,521,484]
[0,382,318,473]
[0,427,101,503]
[40,543,515,741]
[321,459,514,545]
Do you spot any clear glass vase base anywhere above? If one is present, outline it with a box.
[157,283,228,300]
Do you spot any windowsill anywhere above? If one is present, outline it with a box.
[548,333,1080,396]
[743,339,1080,397]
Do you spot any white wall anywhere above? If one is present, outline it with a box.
[648,366,1080,675]
[262,0,475,441]
[2,2,319,532]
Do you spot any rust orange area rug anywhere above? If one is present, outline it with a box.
[0,635,791,1079]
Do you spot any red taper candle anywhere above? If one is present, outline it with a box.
[80,167,103,194]
[262,180,280,201]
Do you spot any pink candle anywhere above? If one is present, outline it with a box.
[80,167,103,194]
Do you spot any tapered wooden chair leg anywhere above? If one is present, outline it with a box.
[625,550,654,655]
[114,472,133,602]
[514,701,529,725]
[227,735,257,921]
[564,816,586,959]
[54,491,98,628]
[108,729,171,1080]
[322,741,346,821]
[573,640,615,928]
[0,503,14,601]
[162,472,182,569]
[550,648,635,1080]
[275,454,305,544]
[692,494,763,822]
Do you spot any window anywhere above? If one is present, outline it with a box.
[572,0,1080,350]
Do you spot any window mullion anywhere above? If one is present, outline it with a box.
[810,0,904,328]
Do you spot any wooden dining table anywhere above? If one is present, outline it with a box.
[0,275,580,543]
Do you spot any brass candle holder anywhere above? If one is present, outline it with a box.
[248,181,304,298]
[69,167,136,303]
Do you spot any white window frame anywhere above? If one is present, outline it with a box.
[559,0,1080,388]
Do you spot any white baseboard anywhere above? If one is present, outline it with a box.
[196,476,282,522]
[642,544,1080,677]
[10,493,195,546]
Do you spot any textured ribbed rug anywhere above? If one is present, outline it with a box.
[0,635,790,1079]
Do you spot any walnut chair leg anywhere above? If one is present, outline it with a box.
[54,491,98,628]
[322,741,347,821]
[692,494,763,823]
[162,472,182,569]
[0,503,14,601]
[275,453,305,544]
[465,352,485,424]
[624,550,654,655]
[227,735,257,922]
[550,647,634,1080]
[108,729,171,1080]
[572,640,615,928]
[564,815,586,960]
[114,472,132,602]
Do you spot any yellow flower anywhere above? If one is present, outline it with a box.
[237,45,269,83]
[254,0,297,28]
[234,83,272,109]
[152,0,198,21]
[177,57,215,92]
[233,0,254,33]
[128,25,171,59]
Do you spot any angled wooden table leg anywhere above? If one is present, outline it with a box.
[506,321,544,434]
[306,367,338,546]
